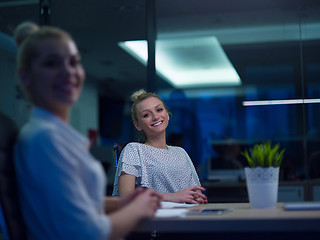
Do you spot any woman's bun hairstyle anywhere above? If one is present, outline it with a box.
[130,89,147,102]
[14,21,39,46]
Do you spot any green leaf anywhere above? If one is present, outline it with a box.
[241,150,254,167]
[241,142,285,168]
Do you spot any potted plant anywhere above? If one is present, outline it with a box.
[242,142,285,209]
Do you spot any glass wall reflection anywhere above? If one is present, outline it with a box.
[154,0,320,201]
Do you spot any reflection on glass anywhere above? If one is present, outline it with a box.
[153,1,320,201]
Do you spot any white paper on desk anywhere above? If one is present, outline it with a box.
[160,202,198,209]
[155,208,188,218]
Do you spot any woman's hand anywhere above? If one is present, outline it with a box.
[108,188,162,240]
[126,188,162,218]
[119,187,148,208]
[194,188,208,204]
[162,186,207,204]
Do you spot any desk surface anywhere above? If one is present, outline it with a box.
[136,203,320,233]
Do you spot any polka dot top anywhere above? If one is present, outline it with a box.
[112,142,201,196]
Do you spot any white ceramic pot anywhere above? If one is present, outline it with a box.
[245,167,280,209]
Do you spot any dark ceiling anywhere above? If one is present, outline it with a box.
[1,0,320,98]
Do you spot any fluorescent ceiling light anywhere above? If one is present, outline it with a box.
[158,23,320,45]
[119,36,241,88]
[243,99,320,106]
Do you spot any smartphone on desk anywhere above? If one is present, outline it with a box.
[188,208,233,215]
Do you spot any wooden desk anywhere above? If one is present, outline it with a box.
[131,203,320,240]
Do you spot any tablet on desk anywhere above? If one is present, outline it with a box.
[188,208,233,215]
[283,202,320,210]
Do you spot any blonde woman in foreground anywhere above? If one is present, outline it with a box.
[14,22,161,240]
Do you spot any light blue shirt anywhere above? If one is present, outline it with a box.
[15,107,111,240]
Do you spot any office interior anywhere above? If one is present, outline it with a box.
[0,0,320,203]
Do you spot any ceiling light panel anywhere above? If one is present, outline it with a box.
[119,36,241,88]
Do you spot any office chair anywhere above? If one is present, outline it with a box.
[0,112,27,240]
[112,142,129,167]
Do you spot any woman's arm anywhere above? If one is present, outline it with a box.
[117,174,207,204]
[108,189,162,240]
[118,172,136,197]
[104,196,121,213]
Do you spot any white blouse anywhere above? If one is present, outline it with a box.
[112,142,201,196]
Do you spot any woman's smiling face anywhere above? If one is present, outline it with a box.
[134,96,169,137]
[22,37,85,113]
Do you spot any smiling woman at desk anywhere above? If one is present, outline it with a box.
[112,89,207,204]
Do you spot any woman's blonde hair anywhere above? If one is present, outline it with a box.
[14,21,73,71]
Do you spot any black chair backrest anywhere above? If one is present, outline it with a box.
[112,142,129,167]
[0,112,27,240]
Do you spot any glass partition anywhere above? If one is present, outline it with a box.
[154,0,320,196]
[301,1,320,181]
